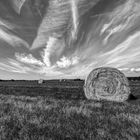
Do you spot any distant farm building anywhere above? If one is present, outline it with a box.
[38,79,44,84]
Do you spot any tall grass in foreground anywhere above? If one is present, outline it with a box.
[0,94,140,140]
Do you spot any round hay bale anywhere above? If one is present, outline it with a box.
[84,67,130,102]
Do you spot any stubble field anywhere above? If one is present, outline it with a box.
[0,80,140,140]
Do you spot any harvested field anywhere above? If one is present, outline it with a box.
[0,80,140,139]
[0,94,140,140]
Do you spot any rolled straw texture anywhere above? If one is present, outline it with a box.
[84,67,130,102]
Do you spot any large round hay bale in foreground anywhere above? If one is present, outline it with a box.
[84,67,130,102]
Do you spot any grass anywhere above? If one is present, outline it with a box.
[0,94,140,140]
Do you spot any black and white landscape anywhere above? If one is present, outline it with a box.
[0,0,140,139]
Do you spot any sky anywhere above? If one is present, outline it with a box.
[0,0,140,80]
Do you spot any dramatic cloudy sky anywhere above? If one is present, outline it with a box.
[0,0,140,80]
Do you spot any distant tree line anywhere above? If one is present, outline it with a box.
[0,79,84,83]
[127,77,140,81]
[0,78,139,82]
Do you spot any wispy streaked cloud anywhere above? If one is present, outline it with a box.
[0,28,29,48]
[0,61,29,74]
[101,31,140,68]
[30,0,99,50]
[31,0,72,50]
[0,18,14,30]
[71,0,79,39]
[41,37,57,67]
[101,0,140,43]
[10,0,26,14]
